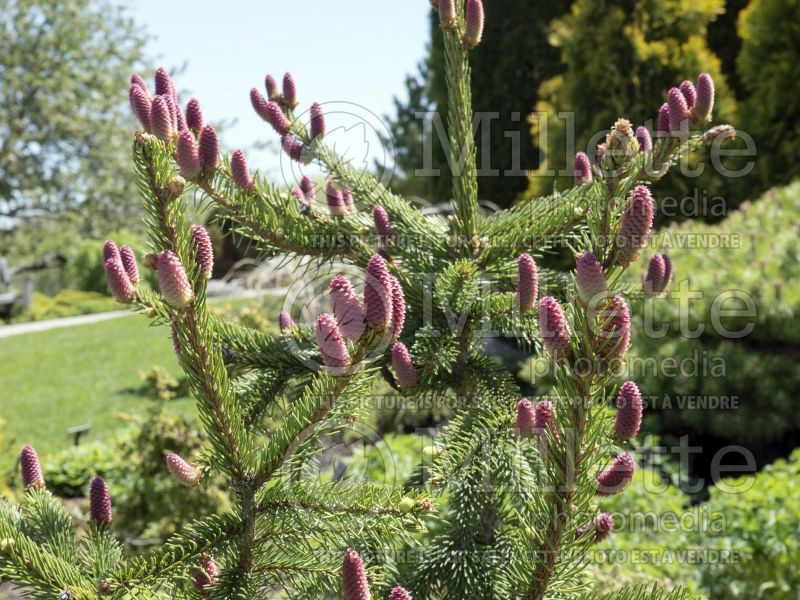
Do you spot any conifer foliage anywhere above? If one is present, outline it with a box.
[1,1,730,598]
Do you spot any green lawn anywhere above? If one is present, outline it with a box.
[1,313,194,462]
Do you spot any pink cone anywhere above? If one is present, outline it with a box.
[364,255,393,331]
[389,276,406,338]
[166,452,201,486]
[596,452,635,496]
[185,98,203,131]
[103,240,120,263]
[373,206,394,242]
[389,587,412,600]
[177,130,201,179]
[438,0,456,27]
[679,80,697,108]
[644,253,673,295]
[279,310,294,332]
[191,224,214,280]
[119,245,140,285]
[515,398,535,439]
[573,152,592,184]
[577,513,614,543]
[635,126,652,153]
[282,135,309,164]
[657,103,670,134]
[533,400,559,443]
[392,342,417,388]
[154,67,174,97]
[129,85,152,131]
[150,95,174,141]
[198,125,219,172]
[538,296,569,354]
[157,250,193,308]
[515,253,539,310]
[20,445,45,489]
[327,181,347,217]
[310,102,326,138]
[614,381,643,441]
[342,548,371,600]
[462,0,484,48]
[89,476,112,525]
[330,275,366,339]
[693,73,715,123]
[231,149,255,192]
[667,87,690,134]
[316,313,351,369]
[104,258,135,303]
[191,554,219,593]
[258,98,291,136]
[615,185,654,267]
[576,252,606,304]
[282,72,298,109]
[300,176,315,200]
[596,294,631,366]
[265,74,280,101]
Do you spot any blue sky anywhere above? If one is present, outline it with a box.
[125,0,431,179]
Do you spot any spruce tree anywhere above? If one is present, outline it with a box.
[1,1,730,597]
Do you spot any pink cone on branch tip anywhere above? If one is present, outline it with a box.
[300,176,315,200]
[667,87,690,134]
[310,102,326,138]
[515,398,535,438]
[342,548,371,600]
[635,126,652,153]
[191,224,214,280]
[539,296,569,354]
[176,130,201,178]
[657,103,670,134]
[231,149,255,192]
[615,185,654,267]
[282,135,309,164]
[129,85,151,131]
[341,187,355,211]
[104,258,135,303]
[103,240,120,263]
[388,586,412,600]
[462,0,484,49]
[693,73,715,123]
[438,0,456,28]
[154,67,174,97]
[185,98,203,131]
[326,181,346,217]
[392,342,417,388]
[515,253,539,310]
[198,125,219,172]
[679,80,697,108]
[261,98,291,136]
[291,187,305,203]
[89,476,112,525]
[644,253,672,294]
[596,451,635,496]
[130,73,148,94]
[596,294,631,366]
[614,381,643,441]
[573,151,592,184]
[163,94,178,130]
[119,245,140,285]
[265,74,280,101]
[576,252,606,304]
[577,513,614,543]
[330,275,366,339]
[364,254,393,331]
[316,313,351,369]
[282,72,298,109]
[150,95,174,141]
[157,251,193,308]
[279,310,294,332]
[20,445,45,489]
[166,452,202,486]
[191,555,219,592]
[390,276,406,338]
[533,400,559,443]
[373,205,394,242]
